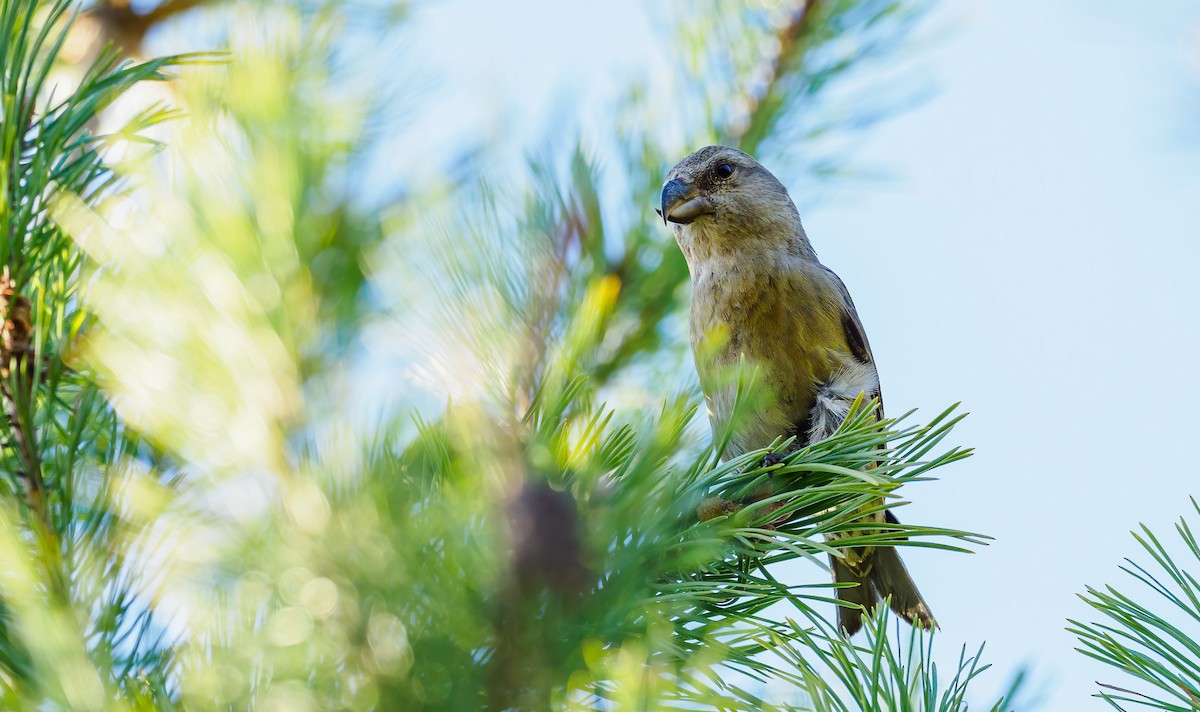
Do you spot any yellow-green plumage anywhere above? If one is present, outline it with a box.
[690,255,855,458]
[662,145,935,635]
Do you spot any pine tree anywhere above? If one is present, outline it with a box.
[0,0,1190,710]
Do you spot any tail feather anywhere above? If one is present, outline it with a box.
[831,546,936,635]
[871,545,936,630]
[830,555,874,636]
[808,361,935,634]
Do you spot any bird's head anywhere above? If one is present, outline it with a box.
[658,146,810,262]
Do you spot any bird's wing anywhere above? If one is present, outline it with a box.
[816,268,905,534]
[820,266,884,419]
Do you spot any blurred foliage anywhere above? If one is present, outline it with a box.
[0,0,1053,710]
[0,0,205,707]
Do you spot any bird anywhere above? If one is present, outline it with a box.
[659,145,934,636]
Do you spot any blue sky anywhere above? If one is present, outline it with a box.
[384,1,1200,708]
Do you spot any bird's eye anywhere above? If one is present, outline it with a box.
[715,163,734,179]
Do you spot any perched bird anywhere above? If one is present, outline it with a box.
[659,145,934,635]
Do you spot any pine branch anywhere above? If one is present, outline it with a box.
[1069,498,1200,710]
[0,271,43,511]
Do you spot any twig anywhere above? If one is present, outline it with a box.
[727,0,821,150]
[1096,681,1162,704]
[90,0,213,55]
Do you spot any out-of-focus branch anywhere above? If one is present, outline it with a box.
[0,269,68,601]
[89,0,212,56]
[587,3,827,387]
[0,269,42,512]
[727,0,820,153]
[489,480,589,710]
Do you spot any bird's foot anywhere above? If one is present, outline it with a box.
[759,452,785,468]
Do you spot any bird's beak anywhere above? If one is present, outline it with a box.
[660,179,713,226]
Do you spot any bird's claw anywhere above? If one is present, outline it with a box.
[760,453,785,468]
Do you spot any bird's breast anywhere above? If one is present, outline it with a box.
[690,260,849,457]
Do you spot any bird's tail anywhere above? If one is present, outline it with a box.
[810,363,934,634]
[831,545,936,636]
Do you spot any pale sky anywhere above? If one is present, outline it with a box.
[156,1,1200,709]
[808,3,1200,708]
